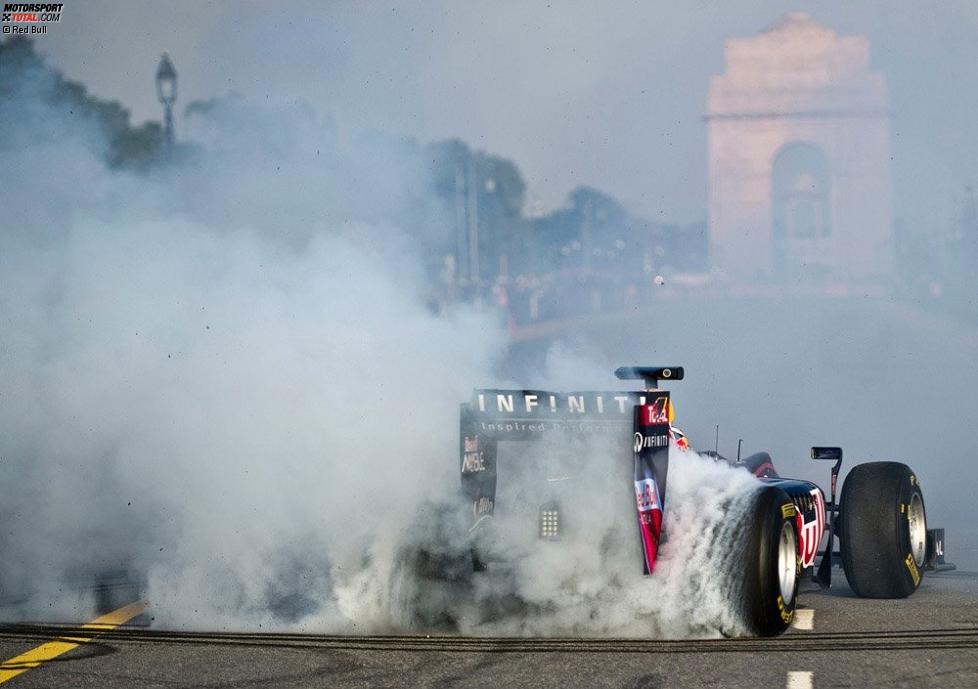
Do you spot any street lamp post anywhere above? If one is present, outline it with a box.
[467,156,479,285]
[155,53,177,156]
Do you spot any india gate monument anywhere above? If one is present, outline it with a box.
[707,13,893,282]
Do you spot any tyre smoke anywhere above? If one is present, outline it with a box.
[1,82,510,630]
[0,49,869,639]
[440,442,761,638]
[0,79,766,636]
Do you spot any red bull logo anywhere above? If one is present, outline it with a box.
[670,426,689,451]
[635,477,661,513]
[634,477,663,573]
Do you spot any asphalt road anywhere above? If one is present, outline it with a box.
[0,570,976,689]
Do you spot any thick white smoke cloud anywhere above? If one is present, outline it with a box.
[463,441,760,637]
[1,211,503,629]
[1,70,775,638]
[0,83,501,629]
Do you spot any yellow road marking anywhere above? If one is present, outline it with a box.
[0,600,147,685]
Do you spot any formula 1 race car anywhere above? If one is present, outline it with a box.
[456,366,952,636]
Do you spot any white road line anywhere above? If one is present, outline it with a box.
[791,608,814,631]
[786,671,813,689]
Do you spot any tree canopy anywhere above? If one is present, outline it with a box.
[1,37,164,170]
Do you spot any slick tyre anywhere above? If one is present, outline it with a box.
[839,461,926,598]
[400,501,475,630]
[736,486,800,636]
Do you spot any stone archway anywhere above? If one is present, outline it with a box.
[707,13,894,281]
[771,142,830,274]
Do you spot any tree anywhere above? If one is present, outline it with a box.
[423,139,528,283]
[0,37,164,170]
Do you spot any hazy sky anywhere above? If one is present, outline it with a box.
[34,1,978,226]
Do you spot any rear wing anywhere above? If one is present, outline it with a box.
[460,384,675,573]
[463,389,649,438]
[459,390,645,519]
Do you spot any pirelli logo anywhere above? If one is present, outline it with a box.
[905,553,921,586]
[781,503,797,519]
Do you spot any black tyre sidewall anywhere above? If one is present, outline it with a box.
[839,461,925,598]
[738,486,800,636]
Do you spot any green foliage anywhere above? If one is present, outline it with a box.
[108,120,165,170]
[423,138,530,281]
[567,186,627,228]
[0,37,164,170]
[424,138,525,219]
[0,37,708,284]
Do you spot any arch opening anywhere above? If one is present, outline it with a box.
[771,142,831,274]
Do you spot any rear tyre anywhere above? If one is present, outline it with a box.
[399,501,475,631]
[736,486,800,636]
[839,461,926,598]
